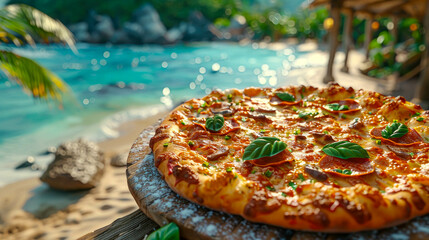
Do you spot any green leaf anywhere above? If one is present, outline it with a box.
[0,4,76,107]
[147,222,180,240]
[381,122,408,139]
[276,92,295,102]
[264,170,272,178]
[205,115,224,132]
[0,50,69,103]
[298,111,318,120]
[325,103,349,111]
[322,141,369,159]
[298,112,310,120]
[2,4,75,49]
[243,137,287,161]
[1,4,75,51]
[288,181,297,190]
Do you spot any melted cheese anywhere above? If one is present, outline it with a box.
[168,84,429,196]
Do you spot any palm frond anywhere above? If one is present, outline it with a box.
[1,4,75,52]
[0,50,68,102]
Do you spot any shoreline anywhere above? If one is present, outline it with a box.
[0,103,170,187]
[0,108,168,239]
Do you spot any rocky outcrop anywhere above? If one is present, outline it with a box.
[225,15,252,41]
[40,139,105,191]
[67,3,244,44]
[92,15,115,43]
[183,11,220,41]
[69,22,90,42]
[131,3,167,43]
[123,22,144,43]
[110,153,128,167]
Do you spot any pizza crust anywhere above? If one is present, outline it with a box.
[150,84,429,232]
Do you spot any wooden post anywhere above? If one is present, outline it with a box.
[416,0,429,103]
[390,17,399,47]
[364,16,373,61]
[341,10,354,73]
[323,0,342,83]
[389,17,399,67]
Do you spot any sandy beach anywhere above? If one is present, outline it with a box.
[0,110,168,240]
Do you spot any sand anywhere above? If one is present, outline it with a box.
[0,110,168,240]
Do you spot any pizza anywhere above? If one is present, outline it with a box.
[149,83,429,232]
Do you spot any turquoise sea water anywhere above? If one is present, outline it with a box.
[0,42,326,185]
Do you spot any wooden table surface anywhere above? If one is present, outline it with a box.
[126,124,429,240]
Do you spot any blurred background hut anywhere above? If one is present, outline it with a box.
[310,0,429,104]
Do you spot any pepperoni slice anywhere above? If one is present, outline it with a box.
[386,145,416,160]
[250,149,294,167]
[322,99,361,114]
[269,95,302,106]
[370,127,423,146]
[318,155,374,177]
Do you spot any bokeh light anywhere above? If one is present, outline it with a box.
[323,18,334,30]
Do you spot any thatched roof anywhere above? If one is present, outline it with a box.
[310,0,427,20]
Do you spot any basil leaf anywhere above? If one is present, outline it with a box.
[288,181,297,190]
[243,137,287,161]
[326,103,340,111]
[298,111,318,120]
[298,112,310,120]
[147,222,180,240]
[205,115,224,132]
[325,103,349,111]
[338,105,349,111]
[322,141,369,159]
[381,122,408,139]
[276,92,295,102]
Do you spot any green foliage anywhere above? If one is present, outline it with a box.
[0,4,74,104]
[147,222,179,240]
[1,4,75,48]
[0,50,68,101]
[366,16,424,79]
[214,18,231,28]
[239,6,329,40]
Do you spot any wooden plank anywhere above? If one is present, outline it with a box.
[78,210,159,240]
[311,0,425,20]
[345,0,392,10]
[355,0,407,12]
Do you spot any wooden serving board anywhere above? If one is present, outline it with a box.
[126,125,429,240]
